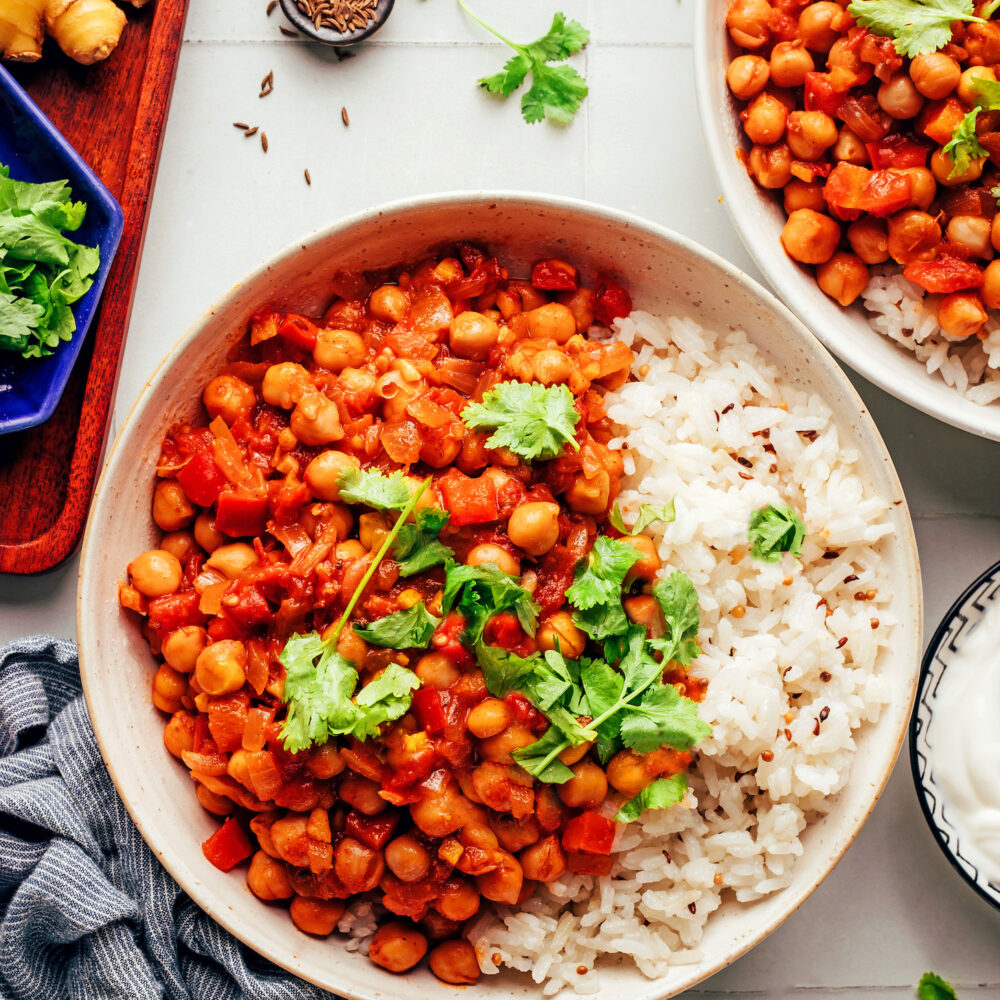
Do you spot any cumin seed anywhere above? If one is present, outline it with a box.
[244,126,259,136]
[341,105,350,126]
[261,131,269,152]
[280,25,300,36]
[233,121,249,129]
[266,0,277,13]
[304,168,312,185]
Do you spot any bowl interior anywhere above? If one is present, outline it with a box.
[78,193,922,1000]
[693,3,1000,443]
[0,65,124,436]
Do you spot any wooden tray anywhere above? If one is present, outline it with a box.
[0,0,189,574]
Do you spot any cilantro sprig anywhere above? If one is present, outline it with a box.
[353,601,440,649]
[462,381,580,462]
[609,501,675,536]
[442,561,540,642]
[942,108,988,178]
[847,0,999,58]
[918,972,959,1000]
[615,772,689,824]
[748,505,806,563]
[337,466,414,512]
[392,507,454,577]
[457,1,590,124]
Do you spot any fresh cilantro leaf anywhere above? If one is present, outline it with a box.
[458,3,590,125]
[337,466,413,512]
[442,561,540,641]
[992,182,1000,208]
[609,501,675,535]
[566,536,641,611]
[580,656,625,762]
[573,601,631,643]
[748,505,806,563]
[392,506,455,577]
[649,570,701,667]
[475,642,539,697]
[349,663,421,740]
[969,74,1000,109]
[353,601,440,649]
[461,380,580,462]
[511,727,576,783]
[847,0,985,58]
[943,107,988,177]
[619,682,710,754]
[614,773,689,823]
[917,973,958,1000]
[0,290,43,349]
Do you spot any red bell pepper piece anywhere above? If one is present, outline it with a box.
[223,584,273,630]
[345,810,401,850]
[484,612,525,650]
[857,169,912,217]
[202,816,253,871]
[277,313,319,350]
[594,276,633,326]
[437,470,498,526]
[561,811,616,855]
[192,713,212,753]
[176,449,228,507]
[431,612,473,668]
[803,71,845,116]
[531,259,578,291]
[215,490,268,537]
[208,691,250,753]
[917,97,967,146]
[865,134,928,170]
[904,256,984,293]
[504,692,546,733]
[146,591,204,634]
[411,688,447,735]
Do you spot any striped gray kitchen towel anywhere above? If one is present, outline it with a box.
[0,636,331,1000]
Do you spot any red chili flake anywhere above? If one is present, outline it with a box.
[813,719,821,736]
[836,637,848,649]
[688,902,697,914]
[799,430,818,440]
[721,403,735,415]
[843,574,859,583]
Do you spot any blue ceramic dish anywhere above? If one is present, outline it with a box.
[0,64,124,436]
[911,558,1000,914]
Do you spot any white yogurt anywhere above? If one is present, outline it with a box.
[931,598,1000,886]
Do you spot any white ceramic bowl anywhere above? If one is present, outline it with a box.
[78,193,922,1000]
[694,3,1000,443]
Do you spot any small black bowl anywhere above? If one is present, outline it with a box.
[278,0,395,45]
[910,557,1000,914]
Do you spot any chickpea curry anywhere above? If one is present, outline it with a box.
[727,0,1000,341]
[119,246,711,984]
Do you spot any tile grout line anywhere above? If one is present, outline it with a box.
[179,37,694,48]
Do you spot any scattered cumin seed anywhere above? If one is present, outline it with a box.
[341,105,350,126]
[244,126,259,136]
[721,402,735,414]
[304,168,312,185]
[280,25,300,36]
[261,131,269,152]
[233,121,249,129]
[266,0,277,13]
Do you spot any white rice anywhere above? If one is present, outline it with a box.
[465,311,895,994]
[862,267,1000,405]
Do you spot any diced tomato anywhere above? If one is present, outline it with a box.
[561,811,617,855]
[272,776,319,811]
[904,256,985,293]
[566,852,614,876]
[146,591,205,634]
[823,162,869,220]
[245,749,284,800]
[803,71,846,116]
[192,714,212,753]
[917,97,967,146]
[865,134,929,170]
[215,490,269,537]
[431,612,473,668]
[411,688,446,735]
[249,307,282,345]
[531,259,578,291]
[483,612,525,650]
[202,816,253,871]
[594,276,633,326]
[176,449,228,507]
[277,313,319,350]
[857,169,912,217]
[447,256,507,300]
[223,583,273,630]
[790,160,833,183]
[345,810,401,850]
[207,616,242,642]
[437,470,498,526]
[504,692,547,733]
[208,693,249,753]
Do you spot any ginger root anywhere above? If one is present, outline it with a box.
[0,0,151,65]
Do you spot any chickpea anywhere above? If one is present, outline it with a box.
[816,252,870,307]
[982,259,1000,309]
[565,470,610,515]
[359,512,391,552]
[337,629,368,667]
[798,1,842,52]
[194,512,224,554]
[783,180,825,215]
[369,284,409,324]
[556,760,608,809]
[785,110,838,161]
[847,217,890,265]
[726,53,769,99]
[537,611,586,659]
[335,837,385,893]
[369,922,429,974]
[314,328,366,371]
[725,0,772,50]
[202,374,256,426]
[161,532,196,566]
[468,698,513,739]
[416,652,460,691]
[827,36,862,74]
[429,939,480,985]
[449,311,500,360]
[335,539,367,561]
[957,65,996,105]
[339,774,387,816]
[607,750,652,798]
[780,209,841,266]
[385,834,432,882]
[195,784,234,816]
[557,738,594,766]
[555,286,596,333]
[832,126,869,166]
[898,167,936,211]
[624,594,662,630]
[290,896,345,936]
[152,480,195,532]
[742,91,788,146]
[533,349,573,386]
[747,143,792,190]
[163,709,194,758]
[938,291,988,340]
[931,147,985,187]
[290,392,344,447]
[620,534,661,582]
[128,549,182,598]
[519,835,567,883]
[477,849,523,904]
[877,74,924,120]
[247,850,293,901]
[947,215,993,259]
[887,211,941,265]
[162,625,208,673]
[507,501,560,557]
[306,743,346,780]
[991,214,1000,253]
[205,542,256,580]
[909,52,961,100]
[194,640,247,696]
[769,40,813,89]
[466,543,520,576]
[261,361,311,410]
[303,450,360,503]
[524,302,576,344]
[478,722,537,764]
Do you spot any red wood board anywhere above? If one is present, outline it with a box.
[0,0,189,574]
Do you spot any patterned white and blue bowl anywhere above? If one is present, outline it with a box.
[911,560,1000,913]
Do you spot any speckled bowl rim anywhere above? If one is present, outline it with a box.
[910,558,1000,914]
[79,191,923,1000]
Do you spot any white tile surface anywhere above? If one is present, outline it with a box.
[3,1,1000,994]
